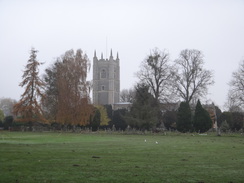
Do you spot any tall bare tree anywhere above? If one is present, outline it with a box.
[227,60,244,110]
[120,88,135,103]
[136,48,173,104]
[172,49,214,104]
[13,48,45,123]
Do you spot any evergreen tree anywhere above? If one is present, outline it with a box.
[219,112,232,129]
[0,109,4,123]
[112,109,127,131]
[193,100,212,133]
[3,116,14,130]
[220,120,230,132]
[104,105,113,120]
[125,83,159,130]
[220,112,244,131]
[13,48,45,123]
[91,108,101,131]
[177,102,192,132]
[163,110,177,130]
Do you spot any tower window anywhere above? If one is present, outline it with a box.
[101,85,105,91]
[101,69,106,78]
[114,70,116,78]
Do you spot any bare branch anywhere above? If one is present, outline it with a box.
[227,60,244,110]
[136,48,174,103]
[173,49,214,104]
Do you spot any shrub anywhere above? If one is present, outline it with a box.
[220,120,230,132]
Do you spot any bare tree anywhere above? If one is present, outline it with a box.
[172,49,214,104]
[136,48,173,104]
[120,88,135,103]
[227,60,244,110]
[0,97,17,116]
[225,94,243,112]
[13,48,45,123]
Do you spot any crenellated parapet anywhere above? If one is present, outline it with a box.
[93,49,119,62]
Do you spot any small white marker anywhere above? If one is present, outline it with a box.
[156,141,158,144]
[144,139,147,142]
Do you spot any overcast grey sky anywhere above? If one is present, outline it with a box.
[0,0,244,110]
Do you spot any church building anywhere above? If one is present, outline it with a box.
[92,50,120,105]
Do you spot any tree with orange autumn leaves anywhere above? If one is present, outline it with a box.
[13,48,46,123]
[43,49,94,126]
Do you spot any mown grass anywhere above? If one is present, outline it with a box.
[0,131,244,183]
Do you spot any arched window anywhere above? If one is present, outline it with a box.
[101,69,106,78]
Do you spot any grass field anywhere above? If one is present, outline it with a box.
[0,131,244,183]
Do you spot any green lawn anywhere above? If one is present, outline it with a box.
[0,131,244,183]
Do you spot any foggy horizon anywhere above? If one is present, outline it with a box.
[1,0,244,110]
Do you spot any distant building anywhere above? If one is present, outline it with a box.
[113,102,132,111]
[92,50,120,105]
[160,102,180,112]
[203,103,217,129]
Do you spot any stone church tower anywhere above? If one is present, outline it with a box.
[93,50,120,105]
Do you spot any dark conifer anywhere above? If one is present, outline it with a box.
[193,100,212,133]
[177,102,192,132]
[91,108,101,131]
[125,83,159,130]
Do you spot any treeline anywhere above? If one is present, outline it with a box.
[2,86,243,133]
[120,84,243,133]
[0,47,243,132]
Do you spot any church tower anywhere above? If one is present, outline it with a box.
[93,49,120,105]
